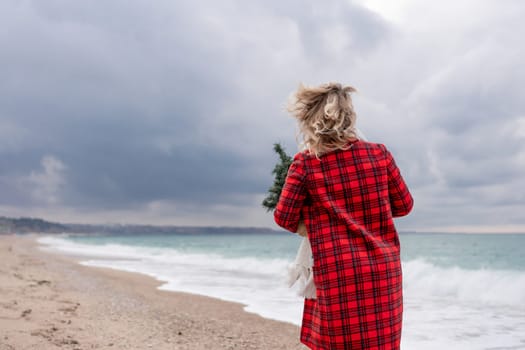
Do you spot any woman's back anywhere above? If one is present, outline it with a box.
[300,140,411,249]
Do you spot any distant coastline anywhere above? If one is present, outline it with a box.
[2,216,522,236]
[0,216,279,235]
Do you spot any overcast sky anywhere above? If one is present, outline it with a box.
[1,0,524,233]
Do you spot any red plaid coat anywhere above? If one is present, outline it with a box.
[274,140,413,350]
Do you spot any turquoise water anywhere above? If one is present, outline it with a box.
[66,232,525,270]
[67,232,302,260]
[400,233,525,270]
[39,232,525,350]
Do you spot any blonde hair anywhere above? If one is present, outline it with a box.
[288,82,358,157]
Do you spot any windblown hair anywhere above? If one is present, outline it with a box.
[288,82,358,157]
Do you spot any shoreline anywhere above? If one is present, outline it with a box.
[0,234,305,350]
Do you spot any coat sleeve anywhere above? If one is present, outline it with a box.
[274,152,307,233]
[382,145,414,217]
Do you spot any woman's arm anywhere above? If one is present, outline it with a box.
[274,153,307,233]
[383,146,414,217]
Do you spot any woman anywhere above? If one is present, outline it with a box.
[274,83,413,350]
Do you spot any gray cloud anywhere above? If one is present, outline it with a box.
[0,0,524,231]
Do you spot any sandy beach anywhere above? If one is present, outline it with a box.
[0,234,306,350]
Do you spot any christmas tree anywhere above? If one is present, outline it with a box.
[262,143,293,212]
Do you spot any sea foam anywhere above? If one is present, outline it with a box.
[403,258,525,307]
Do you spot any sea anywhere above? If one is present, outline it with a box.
[38,232,525,350]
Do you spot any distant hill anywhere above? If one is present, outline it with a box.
[0,216,68,234]
[0,216,278,235]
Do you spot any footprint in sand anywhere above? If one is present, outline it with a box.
[28,279,51,287]
[0,300,18,311]
[58,301,80,315]
[30,326,80,348]
[30,326,57,341]
[12,273,24,280]
[20,309,32,318]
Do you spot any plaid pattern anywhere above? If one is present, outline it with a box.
[274,141,413,350]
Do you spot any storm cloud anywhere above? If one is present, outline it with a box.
[1,0,524,232]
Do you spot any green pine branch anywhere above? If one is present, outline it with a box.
[262,143,293,212]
